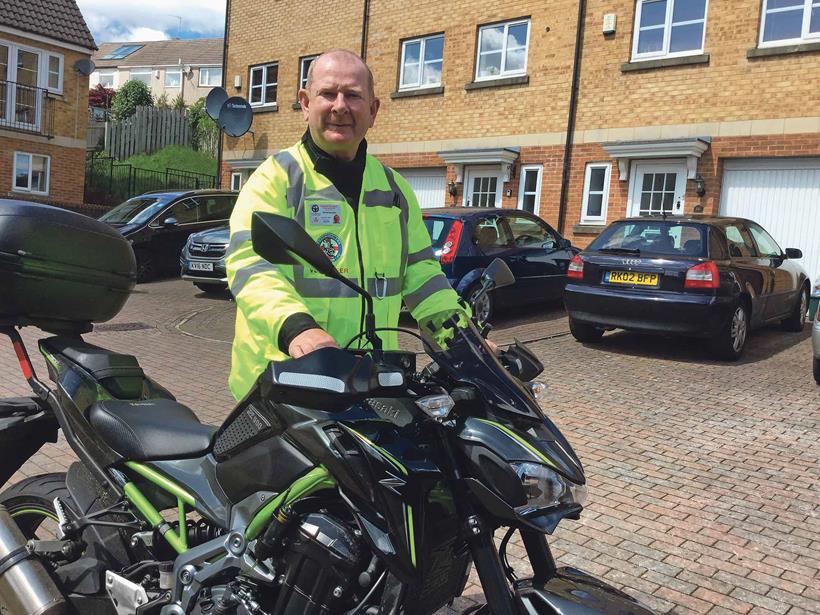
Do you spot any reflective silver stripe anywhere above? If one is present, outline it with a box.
[274,150,303,209]
[230,260,281,296]
[226,229,252,258]
[363,189,396,207]
[404,274,452,311]
[382,166,410,278]
[366,276,402,298]
[306,186,346,202]
[293,266,359,298]
[407,246,436,266]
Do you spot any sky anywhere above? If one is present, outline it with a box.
[76,0,226,44]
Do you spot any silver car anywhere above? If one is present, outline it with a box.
[813,316,820,384]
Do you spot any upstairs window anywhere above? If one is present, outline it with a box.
[475,19,530,80]
[199,67,222,87]
[165,69,181,88]
[129,69,151,86]
[299,55,318,90]
[400,34,443,90]
[249,62,278,106]
[101,44,143,60]
[760,0,820,46]
[632,0,708,60]
[98,70,116,88]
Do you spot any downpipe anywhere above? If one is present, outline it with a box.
[0,505,69,615]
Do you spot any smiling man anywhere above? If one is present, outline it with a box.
[224,49,469,400]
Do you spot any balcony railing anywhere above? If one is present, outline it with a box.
[0,81,54,138]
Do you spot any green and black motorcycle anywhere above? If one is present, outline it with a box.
[0,200,654,615]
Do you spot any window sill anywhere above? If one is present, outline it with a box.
[572,223,605,235]
[620,53,710,72]
[251,104,278,114]
[465,75,529,91]
[747,41,820,59]
[390,86,444,99]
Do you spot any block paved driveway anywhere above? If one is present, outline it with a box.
[1,278,818,615]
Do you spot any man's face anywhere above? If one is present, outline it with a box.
[299,53,380,161]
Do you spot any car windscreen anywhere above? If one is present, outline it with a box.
[99,197,171,225]
[423,217,455,250]
[588,221,708,257]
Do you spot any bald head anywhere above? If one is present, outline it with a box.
[306,49,375,99]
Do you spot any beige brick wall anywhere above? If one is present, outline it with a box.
[0,136,86,206]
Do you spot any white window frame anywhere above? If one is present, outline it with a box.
[165,68,182,88]
[581,163,612,224]
[12,152,50,195]
[299,55,318,90]
[0,40,63,93]
[759,0,820,47]
[46,53,63,94]
[230,172,243,191]
[632,0,709,61]
[128,68,152,86]
[249,62,278,107]
[399,34,444,90]
[516,164,543,214]
[98,69,116,88]
[199,66,222,87]
[475,19,530,81]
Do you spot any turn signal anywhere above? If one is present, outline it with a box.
[567,254,584,280]
[440,221,464,265]
[685,261,719,289]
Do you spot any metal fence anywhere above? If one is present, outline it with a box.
[85,155,217,206]
[0,80,54,137]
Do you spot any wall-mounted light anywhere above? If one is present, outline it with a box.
[694,175,706,197]
[234,74,242,89]
[447,181,457,197]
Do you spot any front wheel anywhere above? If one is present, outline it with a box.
[135,249,155,283]
[569,318,604,343]
[0,473,69,539]
[467,284,494,326]
[781,287,808,332]
[712,302,748,361]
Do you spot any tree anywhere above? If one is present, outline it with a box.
[154,92,170,109]
[188,97,219,157]
[172,93,186,110]
[88,83,115,109]
[111,80,153,120]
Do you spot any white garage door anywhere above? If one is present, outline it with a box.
[397,168,446,209]
[720,158,820,285]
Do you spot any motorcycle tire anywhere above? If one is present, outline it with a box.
[0,473,70,539]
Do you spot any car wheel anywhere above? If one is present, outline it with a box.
[135,249,154,283]
[814,358,820,385]
[569,317,604,343]
[194,282,228,294]
[712,302,748,361]
[467,284,494,325]
[781,286,808,332]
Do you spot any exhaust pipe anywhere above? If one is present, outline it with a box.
[0,505,69,615]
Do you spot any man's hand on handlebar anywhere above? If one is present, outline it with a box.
[289,328,339,358]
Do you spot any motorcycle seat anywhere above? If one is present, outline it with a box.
[88,398,215,461]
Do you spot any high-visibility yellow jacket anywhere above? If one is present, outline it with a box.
[226,141,464,399]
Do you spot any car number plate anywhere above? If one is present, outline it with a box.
[605,270,659,286]
[190,262,214,272]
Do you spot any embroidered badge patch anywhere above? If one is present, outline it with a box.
[317,233,343,263]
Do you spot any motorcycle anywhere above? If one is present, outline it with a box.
[0,204,655,615]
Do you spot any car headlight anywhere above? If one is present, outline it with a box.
[512,462,587,509]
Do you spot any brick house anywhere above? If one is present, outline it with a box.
[0,0,96,208]
[221,0,820,280]
[91,39,224,107]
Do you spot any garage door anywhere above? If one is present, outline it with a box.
[720,158,820,285]
[397,168,446,209]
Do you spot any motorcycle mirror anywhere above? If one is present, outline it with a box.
[481,258,515,290]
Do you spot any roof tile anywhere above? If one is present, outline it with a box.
[0,0,95,50]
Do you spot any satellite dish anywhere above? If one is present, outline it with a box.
[218,96,253,137]
[74,58,96,76]
[205,87,228,120]
[182,64,192,75]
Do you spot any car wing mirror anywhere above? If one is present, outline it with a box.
[481,258,515,290]
[163,217,178,227]
[558,238,572,250]
[785,248,802,259]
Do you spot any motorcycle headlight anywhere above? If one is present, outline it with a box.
[512,462,587,509]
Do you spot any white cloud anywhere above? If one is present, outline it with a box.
[77,0,225,43]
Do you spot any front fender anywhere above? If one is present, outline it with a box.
[515,567,656,615]
[455,268,485,296]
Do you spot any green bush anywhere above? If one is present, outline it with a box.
[172,94,186,110]
[187,97,219,157]
[111,80,153,120]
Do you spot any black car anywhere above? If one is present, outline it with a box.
[563,216,810,359]
[99,189,238,281]
[180,225,230,293]
[423,208,578,322]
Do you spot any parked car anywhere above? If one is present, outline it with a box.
[813,316,820,384]
[98,189,238,281]
[422,208,578,322]
[180,225,230,294]
[564,216,810,360]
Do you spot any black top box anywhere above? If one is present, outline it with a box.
[0,199,136,332]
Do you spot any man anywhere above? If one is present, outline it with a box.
[225,49,470,400]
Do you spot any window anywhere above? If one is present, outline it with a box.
[249,63,278,106]
[299,55,318,90]
[98,70,116,88]
[517,165,542,214]
[199,67,222,87]
[13,152,49,194]
[476,19,530,80]
[129,69,152,86]
[747,222,783,257]
[506,215,556,249]
[590,221,708,257]
[723,224,757,257]
[473,217,510,251]
[198,195,236,222]
[581,163,611,224]
[231,172,243,191]
[101,44,144,60]
[760,0,820,46]
[632,0,708,60]
[165,69,181,88]
[162,198,199,225]
[47,54,63,92]
[400,34,443,89]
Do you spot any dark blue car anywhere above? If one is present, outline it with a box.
[422,208,578,322]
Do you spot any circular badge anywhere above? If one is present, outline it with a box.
[311,204,320,214]
[317,233,343,263]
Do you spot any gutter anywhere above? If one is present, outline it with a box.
[217,0,232,188]
[360,0,370,60]
[557,0,586,234]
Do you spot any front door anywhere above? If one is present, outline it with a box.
[463,166,502,208]
[629,162,686,217]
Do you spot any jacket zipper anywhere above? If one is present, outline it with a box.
[352,194,366,349]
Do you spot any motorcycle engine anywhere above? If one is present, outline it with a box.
[270,512,366,615]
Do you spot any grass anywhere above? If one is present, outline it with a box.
[121,145,217,177]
